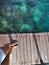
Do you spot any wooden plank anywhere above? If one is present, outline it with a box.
[0,34,10,47]
[35,34,41,64]
[10,34,21,65]
[23,34,28,65]
[42,33,47,62]
[43,33,48,62]
[26,34,32,65]
[44,33,49,62]
[32,34,39,64]
[19,34,24,65]
[39,33,45,62]
[29,33,35,64]
[16,34,21,65]
[46,33,49,62]
[24,34,29,65]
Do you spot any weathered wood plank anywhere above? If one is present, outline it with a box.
[23,34,28,65]
[32,34,40,64]
[29,33,36,64]
[0,34,10,47]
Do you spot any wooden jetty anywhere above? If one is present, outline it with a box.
[0,33,49,65]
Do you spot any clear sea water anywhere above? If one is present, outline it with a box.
[0,0,49,33]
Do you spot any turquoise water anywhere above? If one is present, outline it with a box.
[36,63,49,65]
[0,0,49,33]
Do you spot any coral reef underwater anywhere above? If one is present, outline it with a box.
[0,0,49,33]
